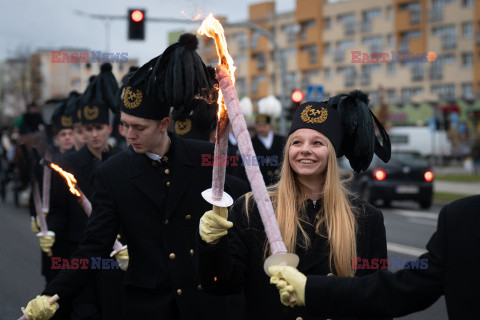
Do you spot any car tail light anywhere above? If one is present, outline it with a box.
[374,170,386,181]
[424,171,434,182]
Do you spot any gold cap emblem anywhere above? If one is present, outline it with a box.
[61,116,72,127]
[84,105,99,121]
[123,86,143,109]
[300,105,328,124]
[175,118,192,135]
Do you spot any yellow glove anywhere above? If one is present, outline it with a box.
[31,217,40,234]
[268,265,307,307]
[199,207,233,244]
[114,247,129,271]
[21,295,59,320]
[37,232,55,253]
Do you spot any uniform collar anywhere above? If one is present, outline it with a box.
[257,130,274,150]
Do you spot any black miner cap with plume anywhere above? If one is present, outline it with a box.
[289,90,390,173]
[328,90,391,172]
[80,63,118,124]
[121,33,216,120]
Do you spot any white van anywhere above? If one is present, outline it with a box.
[388,126,451,157]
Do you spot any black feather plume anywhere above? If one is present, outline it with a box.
[147,33,217,114]
[81,63,118,113]
[329,90,390,172]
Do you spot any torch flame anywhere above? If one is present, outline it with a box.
[197,13,236,121]
[50,163,81,197]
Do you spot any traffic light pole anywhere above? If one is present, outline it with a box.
[74,11,289,134]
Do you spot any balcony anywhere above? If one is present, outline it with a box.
[334,51,345,62]
[360,73,371,86]
[361,20,371,33]
[429,9,443,22]
[344,21,356,36]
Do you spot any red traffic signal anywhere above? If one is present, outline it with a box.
[131,10,144,22]
[291,90,303,103]
[128,9,146,40]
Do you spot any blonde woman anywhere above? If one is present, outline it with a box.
[197,91,392,320]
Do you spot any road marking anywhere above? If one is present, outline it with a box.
[389,209,439,220]
[387,242,427,257]
[407,218,437,227]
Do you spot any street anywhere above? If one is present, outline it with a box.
[0,196,448,319]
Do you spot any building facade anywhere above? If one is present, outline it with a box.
[196,0,480,134]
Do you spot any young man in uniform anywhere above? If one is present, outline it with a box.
[37,63,121,320]
[21,34,248,320]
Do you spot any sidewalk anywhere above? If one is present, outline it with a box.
[434,180,480,195]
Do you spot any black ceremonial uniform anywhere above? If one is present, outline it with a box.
[197,197,391,320]
[48,145,120,320]
[44,133,249,320]
[304,195,480,320]
[251,133,285,186]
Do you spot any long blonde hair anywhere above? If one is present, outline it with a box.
[245,134,357,277]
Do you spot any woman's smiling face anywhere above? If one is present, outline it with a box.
[288,128,329,180]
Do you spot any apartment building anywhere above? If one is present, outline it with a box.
[30,48,138,103]
[196,0,480,133]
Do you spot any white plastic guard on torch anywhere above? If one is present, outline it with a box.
[201,188,233,208]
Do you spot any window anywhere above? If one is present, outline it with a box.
[281,24,298,43]
[387,34,395,48]
[462,83,473,99]
[251,75,266,93]
[299,20,315,40]
[253,53,266,70]
[234,55,246,63]
[251,31,260,49]
[233,33,247,51]
[337,13,356,35]
[432,84,455,100]
[325,68,332,80]
[71,63,80,70]
[387,89,396,102]
[387,6,394,20]
[463,0,474,7]
[302,45,317,64]
[71,78,80,87]
[401,87,424,100]
[285,72,296,91]
[462,22,473,38]
[462,53,473,68]
[280,48,296,61]
[235,78,246,97]
[362,36,383,53]
[437,54,456,64]
[387,62,396,75]
[324,42,332,55]
[324,17,331,30]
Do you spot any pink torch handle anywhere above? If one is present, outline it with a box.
[77,189,124,251]
[33,182,48,235]
[212,124,229,201]
[216,66,287,255]
[42,152,52,214]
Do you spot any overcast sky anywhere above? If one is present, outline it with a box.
[1,0,296,65]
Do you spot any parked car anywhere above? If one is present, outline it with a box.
[339,151,434,209]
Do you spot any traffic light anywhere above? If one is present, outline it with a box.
[288,90,304,120]
[128,9,145,40]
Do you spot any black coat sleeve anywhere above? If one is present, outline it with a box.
[43,166,121,302]
[305,205,445,318]
[196,196,252,295]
